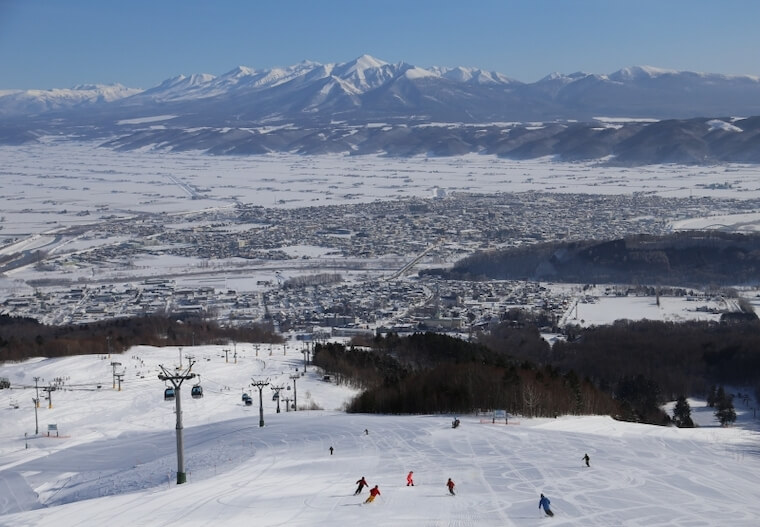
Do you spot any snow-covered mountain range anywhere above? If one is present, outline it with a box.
[2,55,760,164]
[4,54,760,122]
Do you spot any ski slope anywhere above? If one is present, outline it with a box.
[1,343,759,526]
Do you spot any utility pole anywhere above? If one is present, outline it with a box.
[33,377,41,408]
[115,372,124,391]
[32,398,39,434]
[251,378,270,427]
[223,348,229,363]
[158,361,196,485]
[110,362,122,389]
[178,347,183,368]
[289,373,299,411]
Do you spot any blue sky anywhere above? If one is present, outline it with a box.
[0,0,758,90]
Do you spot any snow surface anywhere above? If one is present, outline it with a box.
[706,119,743,133]
[3,140,760,245]
[1,342,759,526]
[556,292,732,327]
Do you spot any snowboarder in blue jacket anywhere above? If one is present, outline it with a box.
[539,493,554,517]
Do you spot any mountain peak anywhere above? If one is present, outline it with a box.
[538,71,592,83]
[351,54,387,69]
[610,65,678,81]
[335,54,388,76]
[224,65,257,78]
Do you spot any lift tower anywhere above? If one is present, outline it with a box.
[158,361,196,484]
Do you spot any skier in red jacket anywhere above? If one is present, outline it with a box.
[446,478,456,495]
[364,485,381,503]
[354,476,368,495]
[406,471,414,486]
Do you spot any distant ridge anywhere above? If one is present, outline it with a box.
[2,55,760,165]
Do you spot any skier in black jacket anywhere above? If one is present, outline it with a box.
[354,476,368,495]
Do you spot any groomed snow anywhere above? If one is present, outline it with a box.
[1,342,759,526]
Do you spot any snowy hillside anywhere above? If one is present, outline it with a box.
[1,342,759,526]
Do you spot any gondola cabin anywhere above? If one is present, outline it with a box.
[164,387,175,401]
[191,385,204,399]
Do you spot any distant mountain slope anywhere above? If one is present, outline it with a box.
[98,116,760,165]
[3,55,760,165]
[434,231,760,287]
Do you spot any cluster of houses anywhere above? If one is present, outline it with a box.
[1,190,749,335]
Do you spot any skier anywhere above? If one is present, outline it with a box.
[446,478,456,495]
[406,471,414,486]
[354,476,368,495]
[329,446,334,455]
[364,428,369,435]
[538,493,554,517]
[364,485,381,503]
[583,453,590,467]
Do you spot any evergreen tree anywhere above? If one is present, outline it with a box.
[715,387,737,427]
[706,385,717,408]
[672,395,694,428]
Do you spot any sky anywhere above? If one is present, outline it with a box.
[1,0,759,90]
[1,342,759,526]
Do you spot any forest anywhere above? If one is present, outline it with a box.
[428,231,760,288]
[314,317,760,425]
[0,313,282,362]
[313,333,619,418]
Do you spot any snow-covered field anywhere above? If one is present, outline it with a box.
[1,342,759,526]
[3,140,760,241]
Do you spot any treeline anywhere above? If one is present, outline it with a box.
[479,318,760,423]
[428,231,760,287]
[0,314,282,362]
[282,273,343,289]
[316,319,760,424]
[312,333,619,417]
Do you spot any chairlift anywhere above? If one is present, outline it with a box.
[245,397,253,406]
[164,387,176,401]
[242,392,250,401]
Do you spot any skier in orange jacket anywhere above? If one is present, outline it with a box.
[364,485,381,503]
